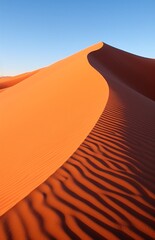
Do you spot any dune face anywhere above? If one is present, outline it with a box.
[0,43,155,239]
[90,43,155,101]
[0,42,108,216]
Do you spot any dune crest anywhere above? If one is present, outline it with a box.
[0,42,109,216]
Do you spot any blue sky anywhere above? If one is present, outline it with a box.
[1,0,155,76]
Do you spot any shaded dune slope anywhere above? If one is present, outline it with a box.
[0,43,155,239]
[92,43,155,101]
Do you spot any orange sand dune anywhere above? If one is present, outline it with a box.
[0,69,40,89]
[0,42,108,216]
[0,43,155,239]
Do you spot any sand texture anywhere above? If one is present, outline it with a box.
[0,42,108,216]
[0,43,155,239]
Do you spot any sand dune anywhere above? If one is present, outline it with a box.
[0,42,108,216]
[0,69,40,89]
[0,43,155,239]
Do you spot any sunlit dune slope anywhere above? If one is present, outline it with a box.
[0,42,155,240]
[0,42,109,216]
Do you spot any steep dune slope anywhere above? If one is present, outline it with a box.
[0,42,108,216]
[90,43,155,101]
[0,43,155,239]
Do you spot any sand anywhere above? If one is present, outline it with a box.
[0,42,108,216]
[0,69,40,89]
[0,42,155,239]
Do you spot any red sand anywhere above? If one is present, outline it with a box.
[0,42,155,239]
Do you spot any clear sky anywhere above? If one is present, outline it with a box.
[1,0,155,76]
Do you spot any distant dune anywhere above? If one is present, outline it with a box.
[0,42,154,239]
[0,69,40,89]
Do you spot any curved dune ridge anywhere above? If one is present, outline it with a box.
[0,43,155,239]
[0,42,109,216]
